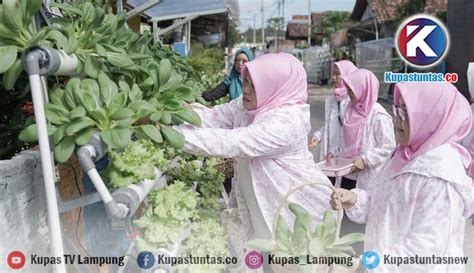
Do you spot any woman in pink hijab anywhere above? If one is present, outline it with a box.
[331,82,473,273]
[309,60,358,164]
[337,69,395,190]
[177,53,333,241]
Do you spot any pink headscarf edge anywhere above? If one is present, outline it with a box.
[390,82,473,175]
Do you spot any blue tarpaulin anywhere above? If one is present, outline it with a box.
[126,0,227,20]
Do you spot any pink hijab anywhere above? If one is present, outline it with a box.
[242,53,307,121]
[333,60,358,101]
[341,69,379,158]
[390,82,472,176]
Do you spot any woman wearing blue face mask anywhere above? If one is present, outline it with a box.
[202,48,255,101]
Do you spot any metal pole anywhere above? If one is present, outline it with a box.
[308,0,311,46]
[127,0,162,20]
[187,21,191,55]
[261,0,265,44]
[374,17,379,40]
[253,13,256,44]
[276,0,280,51]
[282,0,285,31]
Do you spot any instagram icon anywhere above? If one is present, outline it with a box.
[245,250,264,269]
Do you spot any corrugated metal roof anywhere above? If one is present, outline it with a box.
[126,0,227,21]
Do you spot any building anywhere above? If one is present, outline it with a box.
[348,0,447,42]
[286,15,310,48]
[125,0,239,55]
[285,13,326,46]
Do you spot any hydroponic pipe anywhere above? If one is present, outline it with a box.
[76,135,166,220]
[113,168,166,218]
[22,46,78,76]
[76,145,129,220]
[23,50,67,273]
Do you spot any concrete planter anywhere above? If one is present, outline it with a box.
[0,150,50,272]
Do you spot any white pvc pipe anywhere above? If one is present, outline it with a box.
[55,50,79,76]
[127,168,164,203]
[86,168,113,203]
[29,74,66,273]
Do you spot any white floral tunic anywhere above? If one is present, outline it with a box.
[347,144,472,273]
[177,97,333,238]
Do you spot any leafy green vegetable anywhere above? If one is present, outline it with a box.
[103,139,169,188]
[176,219,230,273]
[135,181,199,249]
[167,156,225,219]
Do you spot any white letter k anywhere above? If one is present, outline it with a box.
[406,25,437,57]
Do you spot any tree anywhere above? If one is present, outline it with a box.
[394,0,427,25]
[227,24,242,47]
[315,11,351,41]
[267,17,285,33]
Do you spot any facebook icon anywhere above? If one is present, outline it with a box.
[137,251,155,269]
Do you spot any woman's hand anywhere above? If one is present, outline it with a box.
[351,157,365,173]
[325,152,335,161]
[308,136,320,149]
[330,188,357,210]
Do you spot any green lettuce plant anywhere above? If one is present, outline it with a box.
[102,139,170,188]
[177,218,230,273]
[168,157,225,219]
[135,181,199,251]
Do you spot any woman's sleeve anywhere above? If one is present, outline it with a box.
[191,98,242,129]
[202,82,229,101]
[379,176,465,272]
[361,114,396,167]
[345,188,370,224]
[176,114,298,159]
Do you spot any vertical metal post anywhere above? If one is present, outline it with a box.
[261,0,265,44]
[187,21,191,55]
[308,0,311,46]
[253,13,256,44]
[276,0,280,51]
[374,17,379,40]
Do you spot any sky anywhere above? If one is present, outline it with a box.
[238,0,356,31]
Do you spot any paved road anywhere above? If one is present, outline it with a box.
[306,83,473,268]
